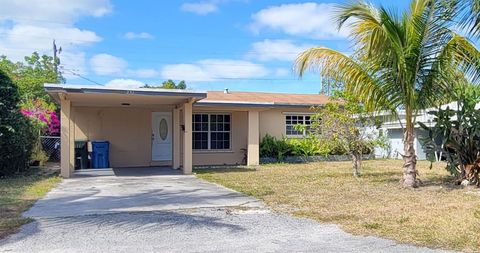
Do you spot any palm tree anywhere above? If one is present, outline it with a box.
[295,0,480,187]
[458,0,480,37]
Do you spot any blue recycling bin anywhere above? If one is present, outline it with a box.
[91,141,110,168]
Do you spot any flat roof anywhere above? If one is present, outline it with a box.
[44,84,207,98]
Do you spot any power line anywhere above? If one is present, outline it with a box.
[60,67,318,83]
[60,68,102,85]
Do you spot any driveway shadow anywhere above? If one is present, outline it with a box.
[0,209,245,247]
[45,210,245,233]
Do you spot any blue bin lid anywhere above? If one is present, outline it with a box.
[92,140,109,144]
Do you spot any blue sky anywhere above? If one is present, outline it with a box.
[0,0,410,93]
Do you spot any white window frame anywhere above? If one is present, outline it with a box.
[192,113,232,151]
[284,113,313,137]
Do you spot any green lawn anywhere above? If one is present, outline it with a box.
[0,171,60,239]
[195,160,480,252]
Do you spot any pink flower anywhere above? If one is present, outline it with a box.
[20,101,60,136]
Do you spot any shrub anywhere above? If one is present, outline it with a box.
[21,99,60,136]
[260,134,291,160]
[419,85,480,186]
[0,70,36,177]
[259,133,376,162]
[287,136,324,156]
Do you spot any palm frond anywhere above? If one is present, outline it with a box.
[457,0,480,38]
[294,47,392,113]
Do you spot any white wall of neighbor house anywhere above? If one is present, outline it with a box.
[375,128,427,160]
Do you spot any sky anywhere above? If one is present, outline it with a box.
[0,0,411,94]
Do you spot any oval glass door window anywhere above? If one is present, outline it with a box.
[159,118,168,140]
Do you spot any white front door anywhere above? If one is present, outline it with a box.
[152,112,172,161]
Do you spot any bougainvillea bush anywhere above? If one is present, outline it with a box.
[20,99,59,136]
[19,99,59,165]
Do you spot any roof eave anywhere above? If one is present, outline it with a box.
[44,83,207,100]
[195,101,321,108]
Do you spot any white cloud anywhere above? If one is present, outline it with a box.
[0,0,112,80]
[123,32,154,40]
[90,54,128,76]
[161,59,268,81]
[246,39,313,61]
[0,24,101,77]
[250,2,350,39]
[89,53,160,78]
[104,79,145,89]
[0,0,112,25]
[59,52,88,76]
[181,2,218,15]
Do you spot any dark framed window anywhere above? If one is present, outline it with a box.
[193,113,231,150]
[285,114,312,137]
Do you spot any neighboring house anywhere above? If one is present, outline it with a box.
[375,102,459,160]
[45,84,328,178]
[375,112,431,160]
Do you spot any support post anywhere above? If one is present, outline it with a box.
[182,101,193,174]
[173,108,181,169]
[247,110,260,166]
[60,96,74,178]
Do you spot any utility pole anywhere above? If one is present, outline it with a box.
[52,40,61,80]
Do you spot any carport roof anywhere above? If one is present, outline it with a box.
[45,84,207,107]
[45,84,206,98]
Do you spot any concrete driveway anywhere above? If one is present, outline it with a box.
[0,167,453,253]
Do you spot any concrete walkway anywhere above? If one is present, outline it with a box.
[0,168,454,253]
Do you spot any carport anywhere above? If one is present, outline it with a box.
[45,84,206,178]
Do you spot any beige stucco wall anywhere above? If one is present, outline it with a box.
[73,106,173,168]
[71,105,314,168]
[259,108,314,139]
[192,110,248,166]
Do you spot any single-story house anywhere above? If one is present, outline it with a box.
[45,84,329,178]
[375,112,430,161]
[376,101,473,161]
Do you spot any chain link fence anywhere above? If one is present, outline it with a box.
[41,136,61,162]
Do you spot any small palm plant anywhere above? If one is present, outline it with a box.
[295,0,480,187]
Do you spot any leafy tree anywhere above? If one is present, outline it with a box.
[0,70,36,177]
[143,79,187,89]
[176,80,186,89]
[308,93,383,177]
[161,79,176,89]
[0,52,64,105]
[295,0,480,187]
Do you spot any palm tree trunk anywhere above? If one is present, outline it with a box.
[403,112,418,188]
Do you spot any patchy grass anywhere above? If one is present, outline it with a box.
[195,160,480,252]
[0,171,60,239]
